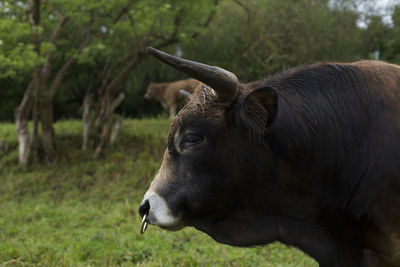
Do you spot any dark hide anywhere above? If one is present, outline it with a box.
[143,61,400,267]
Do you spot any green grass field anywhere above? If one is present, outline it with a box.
[0,118,317,266]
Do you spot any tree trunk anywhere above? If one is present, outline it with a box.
[16,116,30,168]
[39,94,56,164]
[94,120,111,158]
[110,117,122,145]
[15,82,34,168]
[93,115,122,157]
[31,69,42,164]
[81,94,92,151]
[92,92,125,157]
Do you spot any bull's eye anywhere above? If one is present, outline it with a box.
[181,133,203,148]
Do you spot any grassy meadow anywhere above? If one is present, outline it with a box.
[0,118,317,266]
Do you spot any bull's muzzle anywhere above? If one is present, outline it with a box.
[138,192,181,234]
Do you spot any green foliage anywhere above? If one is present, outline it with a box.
[0,0,399,121]
[0,19,41,78]
[74,0,217,66]
[381,6,400,64]
[357,5,400,64]
[184,0,362,81]
[0,119,317,266]
[78,41,108,65]
[40,42,56,55]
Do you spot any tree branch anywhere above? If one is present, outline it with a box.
[191,0,220,38]
[40,3,70,80]
[112,0,136,24]
[127,11,135,27]
[232,0,251,23]
[32,0,41,25]
[43,0,65,20]
[104,52,147,93]
[110,92,125,114]
[106,32,150,79]
[48,15,93,95]
[100,38,118,81]
[15,81,35,120]
[101,2,218,96]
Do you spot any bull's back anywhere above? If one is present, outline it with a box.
[268,59,400,192]
[351,61,400,114]
[338,61,400,162]
[169,78,200,93]
[166,79,201,102]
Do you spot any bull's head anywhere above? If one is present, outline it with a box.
[144,82,159,99]
[139,47,278,246]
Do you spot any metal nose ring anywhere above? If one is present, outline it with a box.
[140,213,148,234]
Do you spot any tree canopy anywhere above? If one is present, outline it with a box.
[1,0,399,122]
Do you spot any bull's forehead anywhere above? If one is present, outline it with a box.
[169,85,230,136]
[183,85,230,119]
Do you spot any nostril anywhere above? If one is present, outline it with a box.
[138,200,150,217]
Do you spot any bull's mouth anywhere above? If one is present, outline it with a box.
[144,214,185,232]
[160,224,185,231]
[141,215,185,234]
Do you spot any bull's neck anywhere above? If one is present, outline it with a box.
[193,204,365,266]
[260,94,387,266]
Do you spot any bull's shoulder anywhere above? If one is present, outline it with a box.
[347,61,400,107]
[345,60,400,78]
[166,78,201,93]
[251,60,400,91]
[347,60,400,69]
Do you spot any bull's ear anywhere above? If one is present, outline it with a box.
[238,87,278,134]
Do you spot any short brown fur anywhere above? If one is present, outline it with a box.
[144,78,201,119]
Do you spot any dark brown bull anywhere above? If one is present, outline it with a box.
[139,47,400,267]
[144,78,200,119]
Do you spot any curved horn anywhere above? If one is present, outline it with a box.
[147,47,238,100]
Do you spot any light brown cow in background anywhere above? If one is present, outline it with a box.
[144,78,200,119]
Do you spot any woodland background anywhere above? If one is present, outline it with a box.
[0,0,399,266]
[1,0,400,165]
